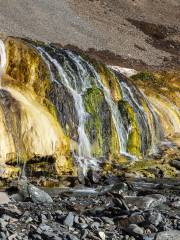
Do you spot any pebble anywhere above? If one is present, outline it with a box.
[64,212,74,227]
[0,178,179,239]
[98,231,106,240]
[171,200,180,208]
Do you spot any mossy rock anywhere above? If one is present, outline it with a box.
[131,71,155,82]
[84,86,109,157]
[126,159,177,178]
[118,100,141,156]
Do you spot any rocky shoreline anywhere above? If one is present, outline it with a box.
[0,176,180,240]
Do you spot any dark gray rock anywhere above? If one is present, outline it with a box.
[30,234,42,240]
[41,231,62,240]
[10,193,24,202]
[28,184,53,204]
[18,179,53,204]
[66,234,79,240]
[18,179,29,199]
[0,206,22,218]
[170,160,180,170]
[36,223,53,235]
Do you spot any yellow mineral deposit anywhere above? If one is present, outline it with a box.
[0,37,179,179]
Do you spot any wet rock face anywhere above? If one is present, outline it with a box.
[0,89,22,160]
[48,82,79,141]
[84,87,112,157]
[0,36,179,180]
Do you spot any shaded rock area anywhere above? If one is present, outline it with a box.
[1,177,180,240]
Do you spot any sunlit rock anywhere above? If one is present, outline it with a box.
[0,37,179,180]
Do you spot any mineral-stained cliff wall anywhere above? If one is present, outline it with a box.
[0,37,179,180]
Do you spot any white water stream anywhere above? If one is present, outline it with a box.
[0,40,6,82]
[37,47,98,175]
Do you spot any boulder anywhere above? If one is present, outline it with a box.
[28,184,53,204]
[18,179,53,204]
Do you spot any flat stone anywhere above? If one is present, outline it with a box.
[0,192,10,204]
[156,230,180,240]
[102,217,114,225]
[0,232,7,240]
[125,194,166,210]
[66,234,79,240]
[127,224,144,235]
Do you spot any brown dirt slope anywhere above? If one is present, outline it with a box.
[0,0,179,69]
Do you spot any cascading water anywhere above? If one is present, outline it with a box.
[0,37,179,180]
[36,46,98,175]
[37,45,135,169]
[0,39,6,82]
[64,51,129,156]
[118,79,151,154]
[35,44,171,166]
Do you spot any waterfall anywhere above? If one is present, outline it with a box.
[36,45,158,162]
[36,45,133,170]
[0,40,6,82]
[66,52,129,156]
[1,37,179,180]
[119,80,151,154]
[83,62,131,156]
[36,46,98,175]
[139,90,164,154]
